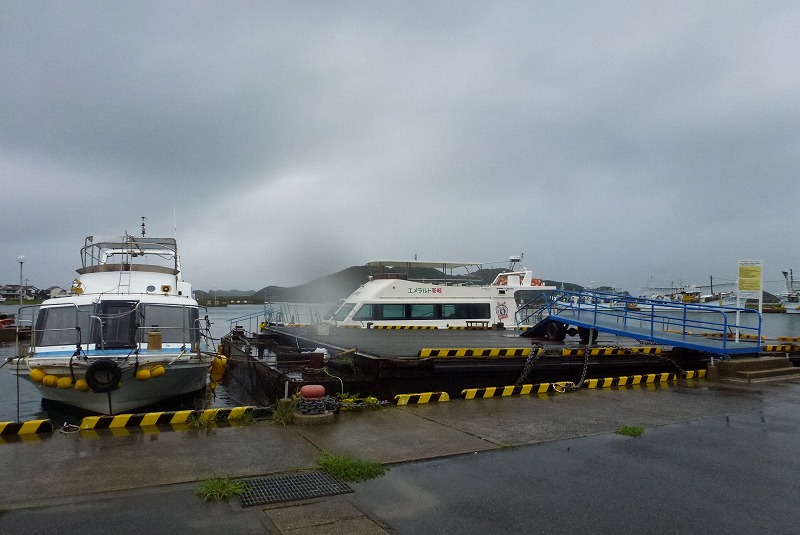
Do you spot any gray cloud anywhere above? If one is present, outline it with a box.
[2,1,798,295]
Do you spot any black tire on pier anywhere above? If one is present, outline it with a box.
[578,327,598,344]
[545,321,567,341]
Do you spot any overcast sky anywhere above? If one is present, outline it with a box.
[2,1,798,296]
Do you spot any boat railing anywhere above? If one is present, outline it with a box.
[515,290,558,326]
[227,302,325,335]
[15,304,41,350]
[546,289,763,349]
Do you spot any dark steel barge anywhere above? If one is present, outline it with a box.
[219,324,718,404]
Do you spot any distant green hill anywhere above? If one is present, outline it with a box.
[196,265,583,304]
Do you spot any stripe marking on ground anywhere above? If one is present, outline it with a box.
[419,347,532,358]
[79,406,263,430]
[394,392,450,405]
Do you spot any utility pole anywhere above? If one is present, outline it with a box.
[17,255,25,304]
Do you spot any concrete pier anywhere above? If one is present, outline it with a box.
[2,376,800,534]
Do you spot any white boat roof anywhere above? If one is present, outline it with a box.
[366,260,483,270]
[85,235,177,250]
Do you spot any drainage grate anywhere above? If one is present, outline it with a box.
[238,471,352,507]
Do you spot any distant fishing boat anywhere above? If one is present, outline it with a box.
[780,270,800,314]
[6,232,215,414]
[0,313,27,343]
[639,276,738,312]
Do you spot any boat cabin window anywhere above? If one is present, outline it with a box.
[94,301,138,349]
[352,302,490,321]
[140,304,199,344]
[353,304,375,321]
[381,304,406,320]
[35,305,93,346]
[333,303,356,322]
[410,304,435,319]
[441,303,490,320]
[514,290,549,307]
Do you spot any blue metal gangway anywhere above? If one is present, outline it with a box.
[518,289,763,356]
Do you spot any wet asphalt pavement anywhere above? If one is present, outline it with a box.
[351,401,800,534]
[2,378,800,534]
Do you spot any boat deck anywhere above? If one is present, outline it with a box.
[284,327,541,358]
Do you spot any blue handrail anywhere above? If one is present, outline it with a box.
[518,289,762,355]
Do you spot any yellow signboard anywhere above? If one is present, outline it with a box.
[738,278,761,291]
[738,265,762,282]
[738,260,762,298]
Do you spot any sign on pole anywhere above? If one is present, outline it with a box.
[737,260,763,300]
[736,260,762,342]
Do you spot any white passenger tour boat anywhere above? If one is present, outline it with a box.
[330,256,557,329]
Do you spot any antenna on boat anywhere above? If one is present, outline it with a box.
[141,216,146,237]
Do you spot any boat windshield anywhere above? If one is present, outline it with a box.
[332,303,356,322]
[95,300,138,349]
[34,301,199,349]
[514,290,550,306]
[139,304,199,344]
[35,305,94,346]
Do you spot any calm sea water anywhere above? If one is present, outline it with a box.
[2,303,799,422]
[0,303,270,423]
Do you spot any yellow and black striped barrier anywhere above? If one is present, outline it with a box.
[419,347,534,358]
[684,370,706,379]
[762,344,799,352]
[463,370,705,400]
[583,373,678,388]
[561,347,630,357]
[561,347,661,357]
[79,406,266,430]
[447,326,491,330]
[0,419,54,436]
[372,325,437,330]
[394,392,450,405]
[583,377,617,388]
[700,332,765,341]
[777,336,800,342]
[462,383,556,399]
[628,347,662,354]
[664,329,694,335]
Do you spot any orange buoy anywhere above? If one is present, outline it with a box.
[300,384,326,399]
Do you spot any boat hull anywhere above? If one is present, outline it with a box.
[11,361,210,414]
[782,301,800,314]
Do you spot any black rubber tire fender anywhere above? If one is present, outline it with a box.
[85,359,122,393]
[545,321,567,341]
